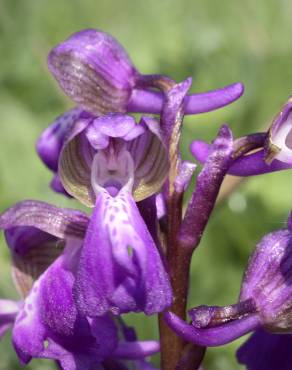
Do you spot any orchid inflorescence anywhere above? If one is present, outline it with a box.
[1,29,292,370]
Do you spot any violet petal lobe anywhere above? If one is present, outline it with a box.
[74,187,172,316]
[48,29,138,115]
[50,174,72,197]
[240,227,292,332]
[190,141,292,176]
[164,311,260,346]
[0,200,89,240]
[127,82,244,115]
[36,107,84,172]
[237,329,292,370]
[12,245,118,368]
[5,226,63,298]
[0,299,20,338]
[113,340,160,359]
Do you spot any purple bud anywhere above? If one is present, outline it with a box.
[240,214,292,332]
[265,97,292,165]
[174,161,196,193]
[48,29,139,115]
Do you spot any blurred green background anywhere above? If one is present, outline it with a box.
[1,0,292,369]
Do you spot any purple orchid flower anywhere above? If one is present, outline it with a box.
[37,28,244,197]
[53,113,172,315]
[2,115,174,319]
[190,98,292,176]
[48,29,244,117]
[164,212,292,369]
[0,214,160,369]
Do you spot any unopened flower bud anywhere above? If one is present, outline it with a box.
[48,29,139,115]
[240,212,292,332]
[265,98,292,165]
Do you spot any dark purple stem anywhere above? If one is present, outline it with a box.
[179,125,233,250]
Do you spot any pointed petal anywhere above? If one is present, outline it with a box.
[174,161,196,193]
[12,242,118,367]
[190,140,210,163]
[0,299,20,338]
[36,107,84,172]
[164,311,260,346]
[113,340,160,359]
[127,82,244,115]
[229,150,292,176]
[74,189,172,316]
[37,251,78,337]
[0,200,89,240]
[6,226,64,297]
[191,141,292,176]
[86,114,145,150]
[41,339,106,370]
[237,329,292,370]
[137,195,159,246]
[183,82,244,114]
[12,251,78,361]
[135,361,158,370]
[50,174,72,197]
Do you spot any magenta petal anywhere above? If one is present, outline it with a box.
[36,107,83,172]
[127,82,244,115]
[0,200,89,240]
[113,340,160,359]
[190,140,210,163]
[74,188,172,316]
[5,226,58,256]
[237,329,292,370]
[12,252,78,361]
[38,253,78,337]
[12,247,118,368]
[164,311,260,346]
[183,82,244,114]
[0,299,20,338]
[39,339,105,370]
[50,174,72,197]
[86,113,145,150]
[229,150,292,176]
[191,141,292,176]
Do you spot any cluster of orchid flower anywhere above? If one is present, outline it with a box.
[1,29,292,370]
